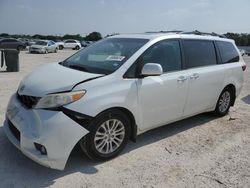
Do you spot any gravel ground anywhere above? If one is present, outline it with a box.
[0,50,250,188]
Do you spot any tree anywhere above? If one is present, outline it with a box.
[85,32,102,41]
[0,33,10,37]
[62,34,82,41]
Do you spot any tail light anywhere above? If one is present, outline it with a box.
[242,64,246,71]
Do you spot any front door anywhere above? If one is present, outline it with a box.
[136,39,189,131]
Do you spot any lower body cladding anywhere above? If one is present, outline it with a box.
[3,94,89,170]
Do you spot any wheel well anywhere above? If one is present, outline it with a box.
[99,107,137,142]
[224,84,236,106]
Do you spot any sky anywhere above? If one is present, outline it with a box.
[0,0,250,36]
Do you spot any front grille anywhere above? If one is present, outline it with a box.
[17,93,40,108]
[8,119,20,142]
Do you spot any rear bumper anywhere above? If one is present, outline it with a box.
[4,94,89,170]
[29,48,45,53]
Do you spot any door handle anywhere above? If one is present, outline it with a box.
[190,73,199,79]
[177,76,188,82]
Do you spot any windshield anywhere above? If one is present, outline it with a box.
[35,41,47,46]
[61,38,148,74]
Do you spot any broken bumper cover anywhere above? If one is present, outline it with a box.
[4,94,89,170]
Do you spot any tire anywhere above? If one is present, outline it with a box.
[214,87,233,116]
[44,49,48,54]
[17,46,24,51]
[54,48,58,53]
[75,45,80,50]
[59,45,63,50]
[79,110,131,160]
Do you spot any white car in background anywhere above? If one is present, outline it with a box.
[4,32,246,170]
[63,39,81,50]
[29,40,58,54]
[238,49,246,56]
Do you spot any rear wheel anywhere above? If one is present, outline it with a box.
[75,45,80,50]
[59,45,63,50]
[214,88,233,116]
[17,45,24,51]
[80,110,131,160]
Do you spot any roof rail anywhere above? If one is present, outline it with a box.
[180,30,227,38]
[145,30,183,34]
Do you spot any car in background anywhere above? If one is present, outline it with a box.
[63,39,81,50]
[55,41,64,50]
[0,38,26,51]
[81,40,94,47]
[17,38,35,46]
[238,49,246,56]
[29,40,58,54]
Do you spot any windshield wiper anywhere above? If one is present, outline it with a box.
[68,64,92,73]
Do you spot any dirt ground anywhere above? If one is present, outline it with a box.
[0,50,249,188]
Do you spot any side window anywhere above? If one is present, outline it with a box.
[3,39,14,42]
[217,41,239,64]
[183,40,217,68]
[140,40,182,73]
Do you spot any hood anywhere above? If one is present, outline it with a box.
[18,63,103,97]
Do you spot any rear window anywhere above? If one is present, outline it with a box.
[217,41,239,64]
[183,40,217,68]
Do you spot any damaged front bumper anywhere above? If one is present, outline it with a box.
[4,94,89,170]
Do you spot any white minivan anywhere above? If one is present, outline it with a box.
[4,32,246,170]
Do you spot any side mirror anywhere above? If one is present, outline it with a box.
[141,63,163,76]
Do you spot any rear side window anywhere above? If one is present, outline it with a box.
[183,40,217,68]
[217,41,239,63]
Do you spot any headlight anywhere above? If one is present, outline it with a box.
[35,90,86,109]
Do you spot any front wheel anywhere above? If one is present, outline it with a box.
[75,45,80,50]
[80,110,131,160]
[214,88,233,116]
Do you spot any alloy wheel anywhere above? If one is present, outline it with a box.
[94,119,125,154]
[218,91,231,113]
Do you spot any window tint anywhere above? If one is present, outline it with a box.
[183,40,217,68]
[65,40,75,43]
[2,39,16,42]
[140,40,182,73]
[217,41,239,63]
